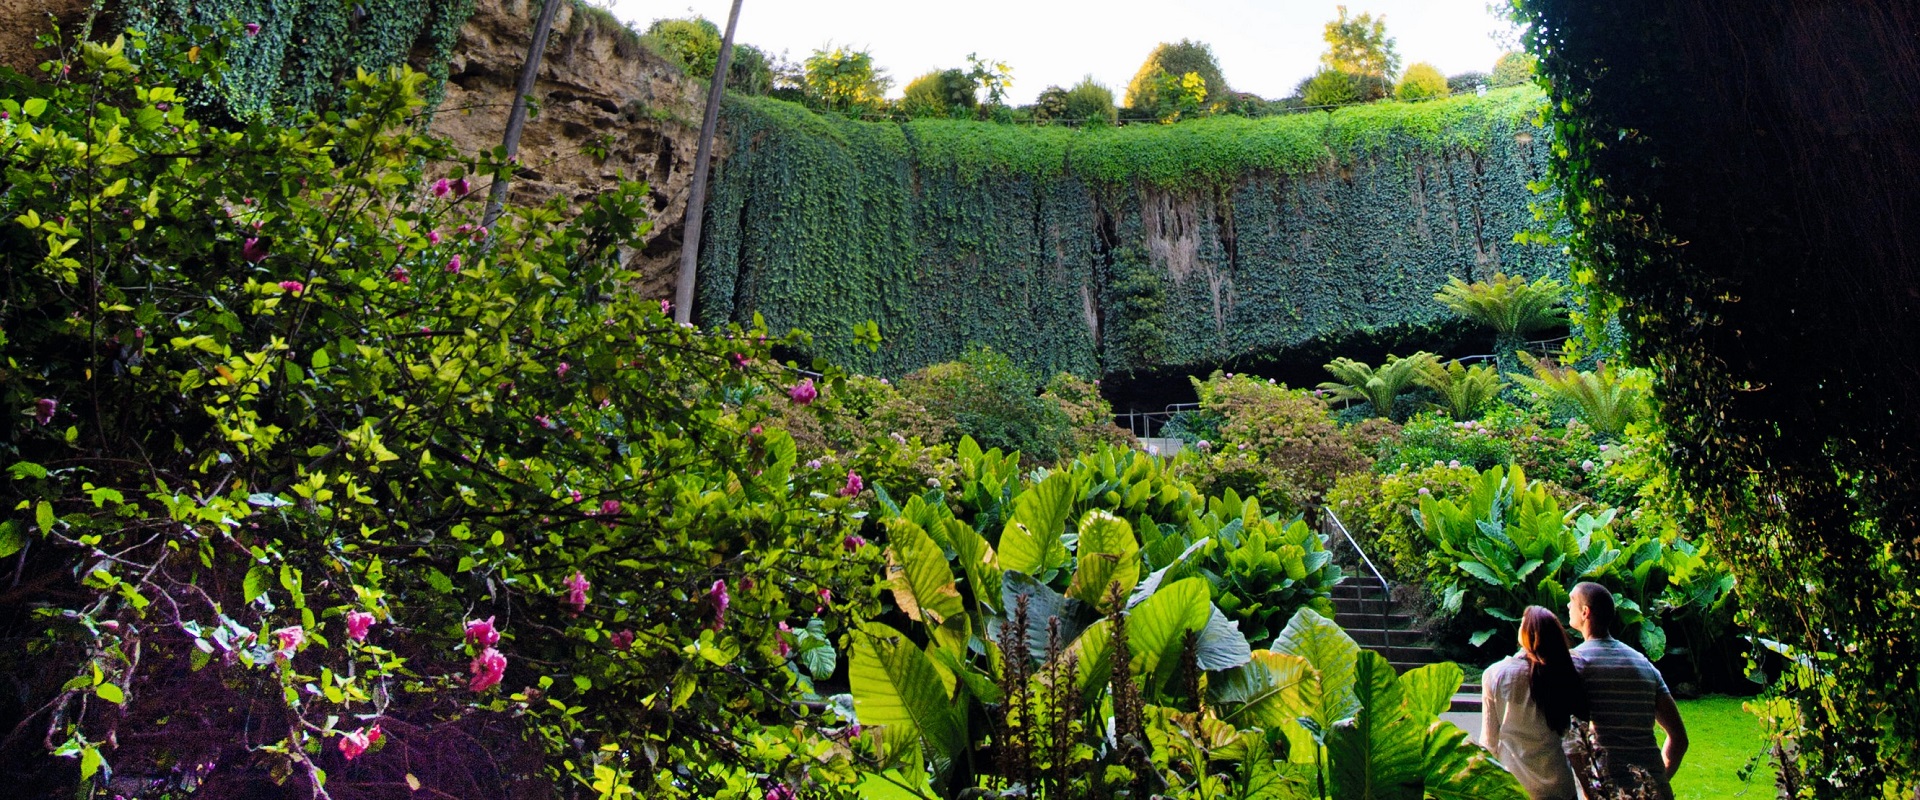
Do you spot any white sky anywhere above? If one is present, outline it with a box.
[604,1,1521,105]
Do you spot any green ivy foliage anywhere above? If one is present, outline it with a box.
[698,87,1562,379]
[0,40,879,798]
[122,0,475,119]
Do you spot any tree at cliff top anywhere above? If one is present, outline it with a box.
[804,44,891,115]
[1124,39,1230,117]
[1320,5,1401,101]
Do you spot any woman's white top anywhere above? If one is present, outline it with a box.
[1481,654,1578,800]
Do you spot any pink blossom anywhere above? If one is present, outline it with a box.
[534,414,556,430]
[815,588,832,612]
[465,616,500,648]
[278,280,304,294]
[391,266,410,284]
[749,425,762,437]
[839,471,864,498]
[842,534,866,552]
[709,580,730,631]
[471,227,489,242]
[609,629,635,651]
[432,178,450,197]
[244,22,261,36]
[660,299,673,314]
[805,459,822,470]
[765,781,797,800]
[338,723,381,760]
[33,398,57,426]
[428,229,441,245]
[457,224,473,234]
[563,571,591,615]
[598,499,621,517]
[447,255,461,273]
[468,647,506,692]
[555,362,571,379]
[731,353,750,369]
[242,238,269,263]
[788,378,817,405]
[453,178,471,197]
[775,621,793,657]
[272,626,304,660]
[345,611,375,643]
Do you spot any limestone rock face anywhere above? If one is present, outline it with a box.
[3,0,91,75]
[428,0,709,299]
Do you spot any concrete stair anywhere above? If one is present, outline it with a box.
[1330,579,1481,713]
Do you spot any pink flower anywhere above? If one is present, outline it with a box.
[563,571,591,615]
[774,621,794,658]
[428,229,441,245]
[468,647,506,692]
[345,611,375,643]
[555,362,570,379]
[33,398,57,426]
[842,534,866,552]
[839,471,864,498]
[272,626,304,660]
[805,459,822,470]
[447,255,461,273]
[457,224,472,234]
[472,227,489,242]
[765,781,797,800]
[815,588,832,612]
[244,22,261,36]
[242,238,269,263]
[534,414,556,430]
[731,353,750,369]
[432,178,450,197]
[278,280,304,294]
[749,425,762,437]
[465,616,500,648]
[338,723,381,760]
[598,499,621,517]
[391,266,410,283]
[452,178,471,197]
[709,580,730,632]
[788,378,817,405]
[609,629,635,651]
[660,299,672,314]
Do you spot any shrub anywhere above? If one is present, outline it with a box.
[1062,75,1119,125]
[901,67,975,119]
[1511,354,1652,438]
[1395,62,1449,101]
[1378,412,1515,473]
[1490,51,1538,88]
[1447,70,1490,94]
[727,43,774,95]
[1123,39,1230,115]
[643,17,721,78]
[0,41,879,798]
[1327,463,1480,581]
[1040,372,1135,455]
[1300,66,1359,108]
[1030,84,1070,123]
[1174,373,1369,513]
[764,375,956,495]
[1414,358,1504,420]
[803,45,891,114]
[896,347,1074,466]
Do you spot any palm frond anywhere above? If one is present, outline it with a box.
[1415,359,1505,419]
[1510,353,1651,436]
[1434,273,1569,337]
[1319,352,1438,418]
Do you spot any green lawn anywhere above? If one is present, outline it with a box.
[857,696,1778,799]
[1669,696,1776,800]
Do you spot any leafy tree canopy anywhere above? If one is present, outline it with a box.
[1123,39,1230,115]
[1321,5,1401,81]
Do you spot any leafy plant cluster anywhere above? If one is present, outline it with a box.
[697,86,1561,378]
[0,38,892,798]
[845,440,1520,798]
[1170,373,1368,516]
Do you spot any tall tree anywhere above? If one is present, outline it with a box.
[1123,39,1229,116]
[1320,6,1400,83]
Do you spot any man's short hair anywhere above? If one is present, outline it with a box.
[1571,581,1617,636]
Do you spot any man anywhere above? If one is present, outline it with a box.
[1567,582,1688,799]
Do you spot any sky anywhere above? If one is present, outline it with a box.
[604,0,1522,106]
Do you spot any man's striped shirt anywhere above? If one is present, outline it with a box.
[1572,636,1670,788]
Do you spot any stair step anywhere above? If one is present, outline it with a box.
[1332,583,1389,599]
[1335,614,1418,632]
[1449,692,1483,713]
[1342,628,1428,647]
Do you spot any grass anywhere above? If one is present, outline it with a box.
[1669,696,1775,800]
[855,695,1778,799]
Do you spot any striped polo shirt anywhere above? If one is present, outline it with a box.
[1571,636,1669,787]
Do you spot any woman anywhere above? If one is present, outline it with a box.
[1482,605,1588,800]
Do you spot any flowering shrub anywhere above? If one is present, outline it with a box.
[1326,462,1481,581]
[895,346,1076,467]
[0,37,878,798]
[1172,372,1367,513]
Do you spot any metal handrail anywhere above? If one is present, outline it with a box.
[1323,506,1393,636]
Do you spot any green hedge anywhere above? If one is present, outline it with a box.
[699,88,1563,377]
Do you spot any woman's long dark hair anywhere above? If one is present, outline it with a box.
[1519,605,1587,734]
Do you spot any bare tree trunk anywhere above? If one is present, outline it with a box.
[672,0,744,326]
[482,0,564,229]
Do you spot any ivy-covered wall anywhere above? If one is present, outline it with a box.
[698,87,1562,378]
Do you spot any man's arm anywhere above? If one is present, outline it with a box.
[1654,692,1688,778]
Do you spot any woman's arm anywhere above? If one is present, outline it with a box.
[1481,668,1503,749]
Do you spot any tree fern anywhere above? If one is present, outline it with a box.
[1510,353,1651,436]
[1319,353,1437,419]
[1434,273,1569,337]
[1415,359,1504,420]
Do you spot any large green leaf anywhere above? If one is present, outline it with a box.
[850,623,966,764]
[1066,509,1140,613]
[1327,651,1423,800]
[1400,662,1464,719]
[1001,571,1089,660]
[884,519,964,626]
[1271,608,1362,726]
[1418,719,1530,800]
[1125,576,1213,692]
[998,471,1076,577]
[1194,605,1254,671]
[1209,649,1315,730]
[948,518,1003,615]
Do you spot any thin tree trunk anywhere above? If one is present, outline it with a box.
[482,0,564,229]
[672,0,745,326]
